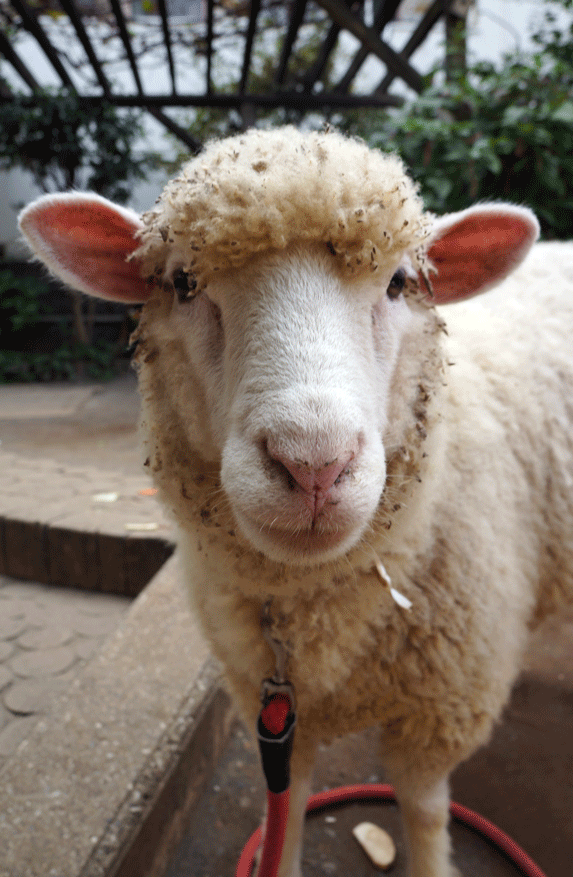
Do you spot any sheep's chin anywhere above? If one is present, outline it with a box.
[236,515,365,567]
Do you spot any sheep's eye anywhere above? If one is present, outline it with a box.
[173,269,197,303]
[387,268,406,300]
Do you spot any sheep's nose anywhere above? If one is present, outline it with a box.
[271,451,355,517]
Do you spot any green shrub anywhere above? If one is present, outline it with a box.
[0,342,118,383]
[0,89,154,203]
[342,3,573,238]
[0,269,121,382]
[0,268,46,336]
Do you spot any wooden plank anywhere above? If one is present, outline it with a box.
[10,0,74,87]
[157,0,177,95]
[275,0,309,87]
[333,0,402,93]
[46,525,87,589]
[123,536,174,597]
[239,0,262,94]
[375,0,455,95]
[0,516,7,576]
[108,0,144,94]
[315,0,424,92]
[57,0,111,96]
[299,18,341,92]
[3,519,48,582]
[147,107,202,153]
[97,532,129,595]
[0,91,403,110]
[206,0,214,94]
[0,30,40,91]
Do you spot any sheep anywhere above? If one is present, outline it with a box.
[18,126,573,877]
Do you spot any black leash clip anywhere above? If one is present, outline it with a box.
[257,679,297,793]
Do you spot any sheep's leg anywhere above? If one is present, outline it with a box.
[392,775,458,877]
[276,770,313,877]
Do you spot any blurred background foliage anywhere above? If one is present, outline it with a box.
[342,1,573,238]
[0,89,155,202]
[0,92,152,381]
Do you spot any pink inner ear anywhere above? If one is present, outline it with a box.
[428,211,537,304]
[22,197,149,303]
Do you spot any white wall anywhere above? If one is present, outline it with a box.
[0,0,563,256]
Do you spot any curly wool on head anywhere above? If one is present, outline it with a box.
[132,126,433,291]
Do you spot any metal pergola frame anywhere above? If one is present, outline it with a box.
[0,0,458,150]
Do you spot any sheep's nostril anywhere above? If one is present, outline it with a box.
[279,457,350,496]
[284,469,297,491]
[265,447,356,519]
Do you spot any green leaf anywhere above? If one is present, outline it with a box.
[551,101,573,124]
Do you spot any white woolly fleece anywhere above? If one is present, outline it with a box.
[132,126,432,290]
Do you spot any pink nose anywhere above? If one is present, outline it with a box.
[273,453,354,517]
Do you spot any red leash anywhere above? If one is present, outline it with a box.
[253,689,297,877]
[235,689,548,877]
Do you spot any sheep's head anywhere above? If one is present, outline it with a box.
[18,128,539,567]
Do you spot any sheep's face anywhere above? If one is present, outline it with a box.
[18,166,538,570]
[160,244,427,566]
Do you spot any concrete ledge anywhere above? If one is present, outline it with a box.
[0,553,234,877]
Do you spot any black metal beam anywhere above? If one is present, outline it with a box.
[0,90,404,110]
[108,0,144,95]
[206,0,214,94]
[333,0,401,93]
[156,0,177,95]
[9,0,75,88]
[375,0,455,95]
[56,0,111,96]
[275,0,308,87]
[300,17,341,92]
[239,0,262,94]
[315,0,424,92]
[147,107,201,152]
[0,29,40,91]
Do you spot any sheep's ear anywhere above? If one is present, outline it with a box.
[424,204,540,304]
[18,193,150,304]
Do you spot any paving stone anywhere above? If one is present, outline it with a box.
[0,665,13,690]
[0,384,96,420]
[10,645,77,677]
[0,616,29,640]
[0,580,50,599]
[0,597,36,618]
[71,613,123,637]
[0,700,12,730]
[18,625,74,650]
[0,640,14,661]
[0,715,38,757]
[4,677,68,715]
[22,603,83,628]
[74,636,104,661]
[75,593,131,615]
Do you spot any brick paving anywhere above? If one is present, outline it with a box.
[0,574,130,766]
[0,377,176,773]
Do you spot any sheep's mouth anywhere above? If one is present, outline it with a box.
[240,514,360,565]
[267,524,344,552]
